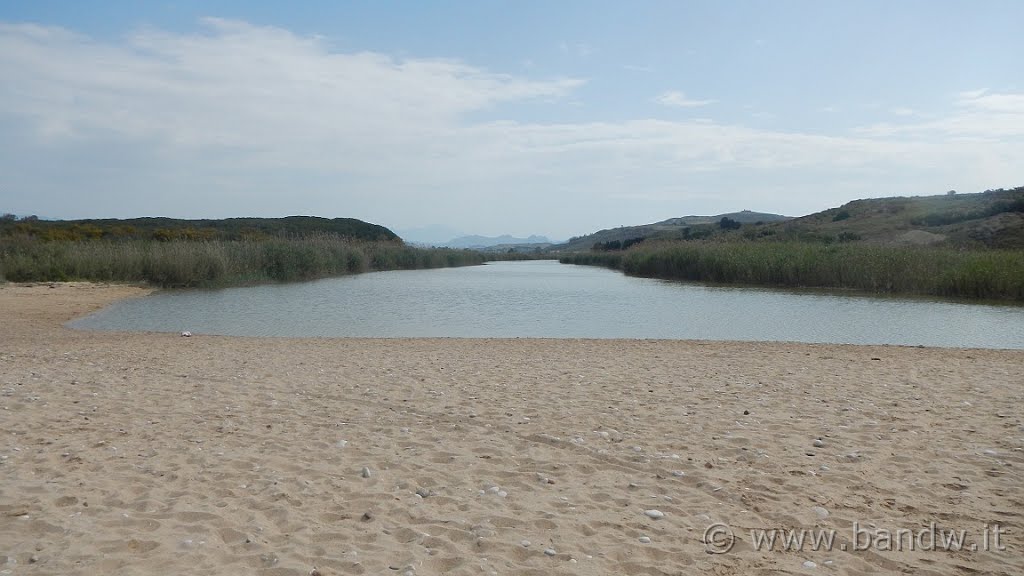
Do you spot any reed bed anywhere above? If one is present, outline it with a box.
[560,241,1024,301]
[0,235,485,288]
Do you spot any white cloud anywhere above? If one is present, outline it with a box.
[0,19,1021,238]
[956,90,1024,114]
[855,90,1024,139]
[655,91,716,108]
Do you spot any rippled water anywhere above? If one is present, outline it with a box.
[70,260,1024,348]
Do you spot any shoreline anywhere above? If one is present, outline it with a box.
[1,283,1021,575]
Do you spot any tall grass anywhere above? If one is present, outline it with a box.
[560,241,1024,301]
[0,235,485,288]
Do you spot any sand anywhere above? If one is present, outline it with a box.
[0,282,1021,575]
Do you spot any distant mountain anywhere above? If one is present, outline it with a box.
[443,234,553,249]
[396,225,466,246]
[557,210,791,251]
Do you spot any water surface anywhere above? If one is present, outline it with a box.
[70,260,1024,348]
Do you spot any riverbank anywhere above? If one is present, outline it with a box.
[560,242,1024,301]
[1,283,1021,575]
[0,237,486,288]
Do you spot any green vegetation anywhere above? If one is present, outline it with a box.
[0,214,487,287]
[561,241,1024,301]
[718,217,742,230]
[557,210,790,252]
[771,187,1024,249]
[593,237,645,251]
[0,234,484,288]
[909,196,1024,227]
[0,214,398,242]
[558,187,1024,301]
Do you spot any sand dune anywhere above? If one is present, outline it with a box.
[1,283,1021,575]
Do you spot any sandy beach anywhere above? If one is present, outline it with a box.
[1,283,1021,575]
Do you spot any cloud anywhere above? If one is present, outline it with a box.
[0,19,583,149]
[0,19,1021,237]
[956,90,1024,114]
[655,91,715,108]
[855,90,1024,139]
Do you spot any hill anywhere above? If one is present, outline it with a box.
[0,215,400,242]
[765,187,1024,248]
[557,210,790,251]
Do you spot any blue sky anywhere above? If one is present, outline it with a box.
[1,1,1021,240]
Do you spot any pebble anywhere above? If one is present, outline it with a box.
[544,548,557,556]
[638,536,651,544]
[813,439,826,448]
[361,466,371,478]
[812,506,830,520]
[644,509,665,520]
[671,470,685,477]
[521,539,531,547]
[803,560,817,569]
[415,487,432,498]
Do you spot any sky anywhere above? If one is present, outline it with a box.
[1,1,1022,241]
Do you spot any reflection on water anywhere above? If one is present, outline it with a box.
[70,260,1024,348]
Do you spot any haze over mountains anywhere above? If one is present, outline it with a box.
[400,211,790,250]
[397,227,556,249]
[396,186,1024,252]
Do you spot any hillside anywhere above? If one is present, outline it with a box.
[557,210,790,251]
[0,215,400,242]
[766,187,1024,248]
